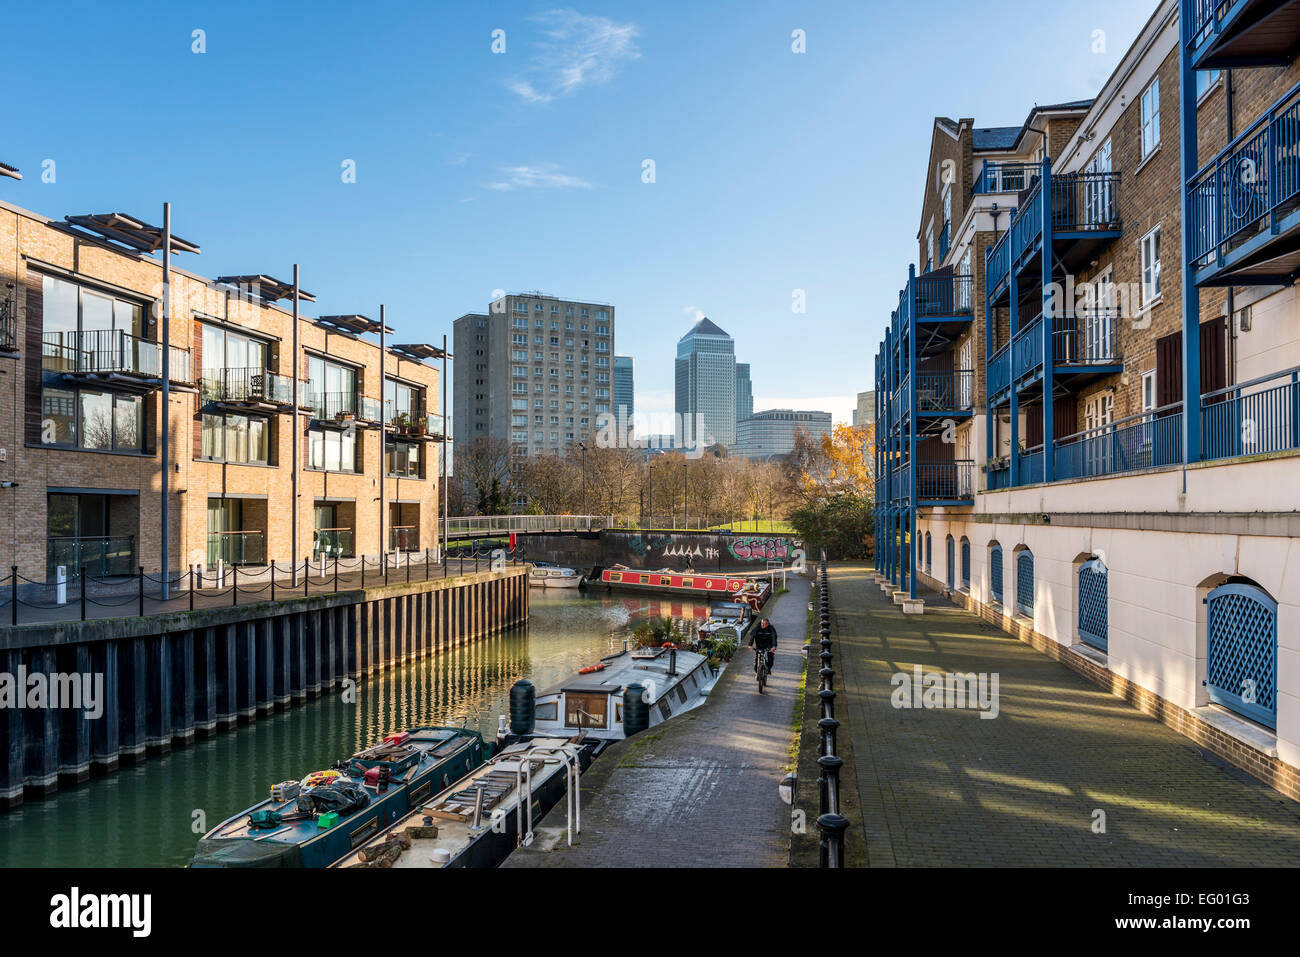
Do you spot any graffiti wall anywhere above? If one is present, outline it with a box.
[521,531,802,571]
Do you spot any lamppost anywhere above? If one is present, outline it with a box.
[682,463,688,530]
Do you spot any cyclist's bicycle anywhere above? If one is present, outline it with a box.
[752,645,773,693]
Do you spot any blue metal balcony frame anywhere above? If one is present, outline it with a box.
[1185,0,1300,71]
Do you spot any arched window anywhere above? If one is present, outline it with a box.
[1078,558,1108,651]
[960,537,971,590]
[990,544,1003,605]
[945,535,955,590]
[925,532,932,572]
[1206,582,1278,729]
[1016,549,1034,618]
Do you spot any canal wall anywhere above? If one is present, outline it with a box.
[0,567,528,809]
[520,531,802,572]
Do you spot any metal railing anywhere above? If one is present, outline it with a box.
[47,535,136,579]
[1186,0,1245,52]
[1009,171,1122,267]
[937,222,950,262]
[1052,309,1118,365]
[206,530,266,567]
[986,230,1012,290]
[442,514,603,537]
[914,274,974,317]
[389,526,419,552]
[313,527,354,559]
[0,296,16,353]
[200,367,302,405]
[1021,445,1045,484]
[986,462,1012,491]
[1012,315,1044,382]
[988,342,1011,401]
[814,554,849,867]
[1202,367,1300,461]
[1187,80,1300,271]
[1054,404,1185,481]
[973,161,1038,195]
[1010,178,1044,264]
[916,370,974,413]
[917,460,975,500]
[308,392,360,420]
[42,329,192,382]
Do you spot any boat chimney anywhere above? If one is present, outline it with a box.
[668,646,677,677]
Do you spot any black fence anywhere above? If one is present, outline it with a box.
[815,550,849,868]
[4,542,513,626]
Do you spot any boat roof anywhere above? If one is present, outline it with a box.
[541,646,709,697]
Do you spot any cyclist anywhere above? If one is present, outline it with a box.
[749,617,778,676]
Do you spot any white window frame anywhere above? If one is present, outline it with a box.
[1140,226,1162,307]
[1141,78,1161,158]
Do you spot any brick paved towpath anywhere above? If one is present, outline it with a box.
[829,563,1300,867]
[504,575,810,868]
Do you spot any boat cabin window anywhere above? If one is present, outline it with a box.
[565,692,607,729]
[639,575,649,584]
[659,575,672,586]
[676,684,688,704]
[682,578,693,587]
[535,702,558,722]
[615,702,623,724]
[608,572,622,582]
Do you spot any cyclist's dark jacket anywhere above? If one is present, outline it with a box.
[750,623,778,649]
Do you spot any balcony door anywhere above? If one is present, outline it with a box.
[1084,267,1115,362]
[1085,138,1113,225]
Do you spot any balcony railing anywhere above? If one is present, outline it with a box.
[1202,366,1300,461]
[0,296,16,353]
[986,461,1012,491]
[1186,0,1249,56]
[914,274,974,317]
[313,527,354,559]
[47,535,136,579]
[917,460,975,501]
[1010,179,1044,264]
[1186,81,1300,272]
[1055,404,1185,481]
[973,162,1038,195]
[987,230,1011,291]
[201,367,302,405]
[1009,171,1122,267]
[1012,315,1044,382]
[937,222,951,263]
[390,526,419,552]
[206,530,266,567]
[1052,310,1118,365]
[916,370,974,413]
[1021,445,1045,484]
[309,392,360,420]
[988,342,1011,401]
[43,329,192,383]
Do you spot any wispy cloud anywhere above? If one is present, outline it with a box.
[484,164,594,192]
[682,306,705,320]
[508,8,641,104]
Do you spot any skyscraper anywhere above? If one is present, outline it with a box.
[452,293,615,458]
[613,355,634,423]
[674,317,736,449]
[735,362,753,430]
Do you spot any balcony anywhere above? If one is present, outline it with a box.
[986,230,1013,301]
[1009,171,1123,278]
[1021,445,1045,484]
[390,526,419,552]
[313,527,354,559]
[43,329,192,386]
[917,460,975,504]
[973,161,1038,196]
[988,342,1012,406]
[1201,365,1300,460]
[309,392,360,422]
[1012,316,1044,386]
[913,274,974,320]
[1007,310,1122,395]
[206,530,266,567]
[1,295,16,355]
[1055,406,1185,480]
[1185,0,1300,71]
[915,370,974,415]
[47,535,136,579]
[1186,81,1300,286]
[201,367,304,408]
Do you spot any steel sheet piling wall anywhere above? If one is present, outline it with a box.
[0,567,527,809]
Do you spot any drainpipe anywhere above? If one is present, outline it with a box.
[291,265,300,583]
[160,203,171,599]
[379,304,386,561]
[1225,69,1236,388]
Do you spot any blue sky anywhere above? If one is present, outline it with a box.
[1,0,1155,425]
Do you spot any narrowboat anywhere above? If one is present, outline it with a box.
[189,726,488,868]
[696,600,754,648]
[528,563,585,588]
[333,736,598,869]
[502,642,722,745]
[599,566,773,609]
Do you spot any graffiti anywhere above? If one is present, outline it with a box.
[728,536,796,562]
[661,543,719,561]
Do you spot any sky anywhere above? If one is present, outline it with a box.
[0,0,1157,426]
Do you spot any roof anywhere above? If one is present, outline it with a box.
[215,274,316,303]
[972,126,1022,151]
[679,316,730,339]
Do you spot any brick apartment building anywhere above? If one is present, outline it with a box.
[875,0,1300,798]
[0,197,445,586]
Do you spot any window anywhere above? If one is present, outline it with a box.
[990,544,1003,605]
[201,411,269,464]
[307,355,358,417]
[1141,370,1157,414]
[387,440,421,477]
[308,427,357,472]
[1140,78,1160,157]
[565,692,607,729]
[42,387,143,452]
[960,537,971,590]
[1016,549,1035,618]
[1196,69,1221,101]
[1140,226,1161,305]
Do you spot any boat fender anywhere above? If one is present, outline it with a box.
[509,679,536,736]
[623,683,651,737]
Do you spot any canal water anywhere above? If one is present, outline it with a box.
[0,589,715,867]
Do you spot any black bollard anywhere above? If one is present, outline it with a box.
[817,813,849,868]
[818,716,839,758]
[819,687,836,721]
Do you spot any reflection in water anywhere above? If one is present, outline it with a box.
[0,590,715,868]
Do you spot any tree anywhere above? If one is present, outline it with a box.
[786,423,875,559]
